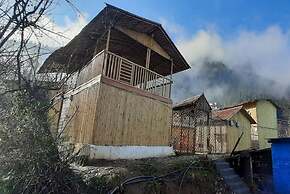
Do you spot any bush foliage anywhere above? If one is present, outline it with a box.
[0,89,85,194]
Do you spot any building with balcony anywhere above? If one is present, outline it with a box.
[39,4,190,159]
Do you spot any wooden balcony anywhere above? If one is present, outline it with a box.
[62,50,172,99]
[103,51,172,98]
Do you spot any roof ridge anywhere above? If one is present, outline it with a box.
[105,3,162,27]
[216,105,243,111]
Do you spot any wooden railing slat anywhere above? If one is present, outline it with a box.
[102,51,171,98]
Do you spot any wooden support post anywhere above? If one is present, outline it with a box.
[144,48,151,89]
[170,59,174,77]
[146,48,151,69]
[106,28,111,51]
[249,155,254,185]
[103,28,111,76]
[170,112,173,146]
[239,153,254,186]
[169,59,173,98]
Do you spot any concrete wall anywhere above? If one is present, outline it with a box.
[78,144,175,160]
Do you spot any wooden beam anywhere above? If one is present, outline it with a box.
[103,28,111,75]
[116,26,171,60]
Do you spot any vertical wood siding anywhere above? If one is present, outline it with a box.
[65,83,100,144]
[76,51,105,86]
[93,82,172,146]
[59,80,172,146]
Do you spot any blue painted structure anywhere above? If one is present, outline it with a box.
[268,138,290,194]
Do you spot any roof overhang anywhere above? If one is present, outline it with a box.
[39,4,190,74]
[173,94,212,111]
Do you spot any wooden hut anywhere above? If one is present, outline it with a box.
[172,95,257,154]
[39,4,190,159]
[171,94,213,153]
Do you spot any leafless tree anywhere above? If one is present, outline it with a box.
[0,0,49,86]
[0,1,86,193]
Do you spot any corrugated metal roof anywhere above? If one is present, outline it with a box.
[213,106,243,120]
[213,105,256,124]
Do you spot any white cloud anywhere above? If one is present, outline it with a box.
[159,18,186,41]
[175,25,290,88]
[176,30,224,66]
[34,14,88,48]
[4,11,88,49]
[223,26,290,85]
[160,20,290,101]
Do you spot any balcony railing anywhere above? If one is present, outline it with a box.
[103,51,172,98]
[44,50,172,99]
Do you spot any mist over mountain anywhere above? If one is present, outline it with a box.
[170,27,290,119]
[200,60,289,104]
[172,60,290,116]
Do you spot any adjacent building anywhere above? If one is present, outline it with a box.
[172,95,270,154]
[172,94,212,153]
[229,99,278,149]
[212,106,256,152]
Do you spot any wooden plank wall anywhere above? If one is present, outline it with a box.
[256,100,278,149]
[172,127,197,153]
[60,79,172,146]
[76,51,104,86]
[207,125,227,153]
[64,83,100,144]
[92,82,172,146]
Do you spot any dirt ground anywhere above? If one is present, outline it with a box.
[72,155,231,194]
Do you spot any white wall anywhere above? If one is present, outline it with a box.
[77,144,175,160]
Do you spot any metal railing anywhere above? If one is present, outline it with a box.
[102,51,172,98]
